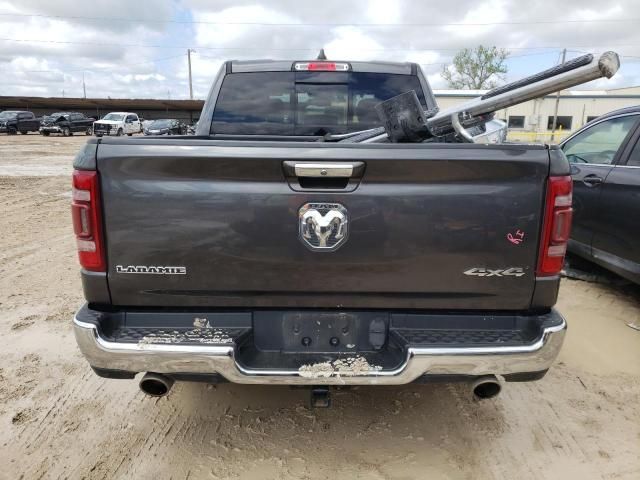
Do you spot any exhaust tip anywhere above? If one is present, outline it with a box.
[471,375,502,400]
[139,372,174,397]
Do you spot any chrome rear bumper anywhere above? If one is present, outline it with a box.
[73,314,566,385]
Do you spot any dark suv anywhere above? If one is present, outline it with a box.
[561,106,640,284]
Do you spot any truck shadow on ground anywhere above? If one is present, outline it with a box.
[113,360,637,479]
[132,380,506,477]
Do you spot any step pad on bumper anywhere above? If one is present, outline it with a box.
[107,327,249,345]
[392,328,531,347]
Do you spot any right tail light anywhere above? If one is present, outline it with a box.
[537,175,573,276]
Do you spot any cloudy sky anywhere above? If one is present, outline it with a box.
[1,0,639,99]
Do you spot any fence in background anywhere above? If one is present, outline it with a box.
[507,126,572,144]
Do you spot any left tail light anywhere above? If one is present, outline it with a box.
[71,170,105,271]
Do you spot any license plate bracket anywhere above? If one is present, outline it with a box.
[281,312,357,352]
[253,311,388,353]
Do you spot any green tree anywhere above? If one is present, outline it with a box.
[442,46,509,89]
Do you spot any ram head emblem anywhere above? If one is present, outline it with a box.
[298,203,349,251]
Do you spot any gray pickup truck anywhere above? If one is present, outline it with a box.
[71,58,574,404]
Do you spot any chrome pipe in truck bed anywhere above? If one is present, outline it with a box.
[428,52,620,138]
[369,51,620,143]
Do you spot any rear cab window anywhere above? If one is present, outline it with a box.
[211,71,429,136]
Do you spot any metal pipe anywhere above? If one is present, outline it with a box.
[429,52,619,132]
[354,51,619,144]
[360,133,389,143]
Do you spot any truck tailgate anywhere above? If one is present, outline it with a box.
[97,140,549,310]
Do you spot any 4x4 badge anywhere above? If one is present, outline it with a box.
[464,267,525,277]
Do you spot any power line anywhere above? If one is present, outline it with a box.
[197,50,566,61]
[4,43,639,78]
[1,12,639,27]
[1,36,639,52]
[15,52,640,78]
[11,52,562,75]
[2,50,566,79]
[508,51,562,58]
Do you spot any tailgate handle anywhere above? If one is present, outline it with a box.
[282,161,365,191]
[293,162,362,178]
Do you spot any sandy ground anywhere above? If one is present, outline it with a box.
[0,133,639,480]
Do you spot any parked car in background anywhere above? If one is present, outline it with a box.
[561,106,640,284]
[40,112,95,136]
[93,112,141,137]
[0,110,40,134]
[143,118,187,136]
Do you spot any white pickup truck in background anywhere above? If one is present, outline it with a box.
[93,112,141,137]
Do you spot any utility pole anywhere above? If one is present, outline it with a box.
[550,48,566,141]
[187,48,194,100]
[82,71,87,99]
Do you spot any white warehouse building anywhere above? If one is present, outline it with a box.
[433,86,640,143]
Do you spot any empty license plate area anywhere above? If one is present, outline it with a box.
[253,311,389,353]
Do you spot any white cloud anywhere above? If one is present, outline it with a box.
[572,4,624,21]
[443,0,508,38]
[324,27,385,60]
[0,0,179,98]
[427,71,447,89]
[366,0,401,24]
[193,5,298,46]
[0,0,638,98]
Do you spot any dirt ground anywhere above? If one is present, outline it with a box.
[0,133,639,480]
